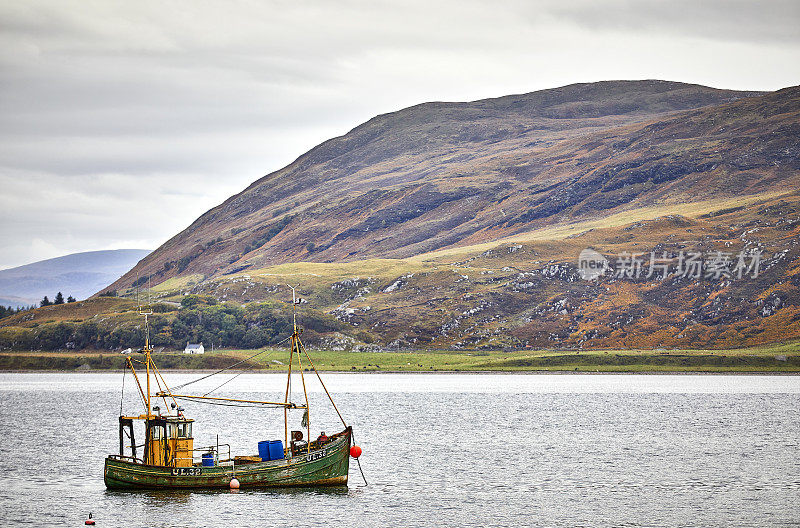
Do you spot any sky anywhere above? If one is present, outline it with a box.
[1,0,798,270]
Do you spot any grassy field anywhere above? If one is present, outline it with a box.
[2,340,798,372]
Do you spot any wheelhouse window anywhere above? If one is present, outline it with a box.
[150,426,164,440]
[177,422,192,438]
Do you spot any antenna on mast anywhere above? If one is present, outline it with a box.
[288,283,300,332]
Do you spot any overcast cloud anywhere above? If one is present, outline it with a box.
[1,0,798,269]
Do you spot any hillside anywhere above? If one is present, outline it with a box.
[3,80,798,355]
[104,190,800,351]
[0,249,150,307]
[3,190,798,353]
[105,80,792,292]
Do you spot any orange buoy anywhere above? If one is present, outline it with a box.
[350,445,362,458]
[229,477,240,489]
[85,512,95,525]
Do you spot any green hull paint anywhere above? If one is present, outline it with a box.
[105,428,351,490]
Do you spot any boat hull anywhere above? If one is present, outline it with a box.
[104,428,351,490]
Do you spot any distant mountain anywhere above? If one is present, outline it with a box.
[104,79,800,293]
[0,250,150,307]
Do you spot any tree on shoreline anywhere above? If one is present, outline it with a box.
[40,296,51,307]
[54,292,65,305]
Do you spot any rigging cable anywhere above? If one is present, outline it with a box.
[203,370,246,397]
[151,366,171,411]
[299,339,347,427]
[202,350,276,397]
[170,335,291,392]
[151,360,179,409]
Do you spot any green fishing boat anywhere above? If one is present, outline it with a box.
[104,289,359,490]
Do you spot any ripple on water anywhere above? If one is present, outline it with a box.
[0,373,798,528]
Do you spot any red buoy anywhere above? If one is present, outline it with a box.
[85,512,95,525]
[350,445,362,458]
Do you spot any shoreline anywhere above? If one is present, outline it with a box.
[1,368,799,375]
[1,343,798,374]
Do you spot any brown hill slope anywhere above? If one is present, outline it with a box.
[61,189,795,352]
[105,80,800,294]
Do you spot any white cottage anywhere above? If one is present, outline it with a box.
[184,342,205,354]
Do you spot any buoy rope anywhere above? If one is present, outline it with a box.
[351,431,368,486]
[170,336,291,392]
[356,457,368,487]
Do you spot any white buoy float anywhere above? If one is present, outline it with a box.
[229,477,240,489]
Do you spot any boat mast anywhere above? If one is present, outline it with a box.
[144,311,152,417]
[286,285,312,453]
[284,287,295,451]
[138,279,153,419]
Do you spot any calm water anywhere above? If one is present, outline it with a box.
[0,372,799,527]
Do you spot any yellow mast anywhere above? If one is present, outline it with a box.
[285,285,298,450]
[284,288,294,450]
[134,279,156,464]
[140,291,153,419]
[145,316,151,418]
[285,285,313,453]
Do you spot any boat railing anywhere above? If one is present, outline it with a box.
[108,454,144,464]
[193,443,231,464]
